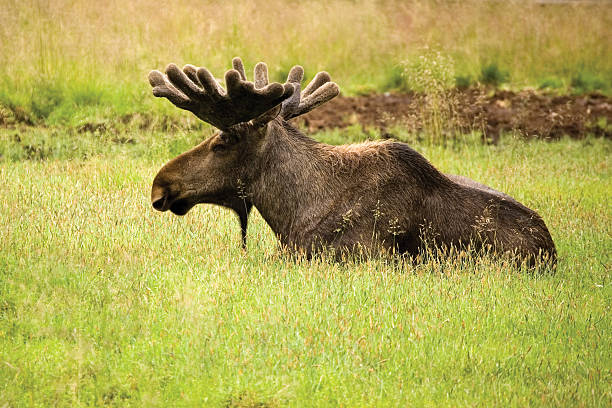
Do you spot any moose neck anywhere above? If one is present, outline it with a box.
[248,120,339,247]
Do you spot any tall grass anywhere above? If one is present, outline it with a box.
[0,0,610,124]
[0,129,610,406]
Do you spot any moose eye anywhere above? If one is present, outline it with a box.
[211,143,227,153]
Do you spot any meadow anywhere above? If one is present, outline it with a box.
[0,0,610,126]
[1,0,611,406]
[0,128,610,406]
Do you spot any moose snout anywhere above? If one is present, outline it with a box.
[152,195,167,211]
[151,185,169,212]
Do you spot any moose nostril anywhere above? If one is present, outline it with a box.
[152,196,166,211]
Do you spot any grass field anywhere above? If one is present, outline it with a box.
[1,0,611,406]
[1,0,610,126]
[0,127,610,406]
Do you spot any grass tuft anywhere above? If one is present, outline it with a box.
[29,82,65,120]
[382,65,407,92]
[455,74,474,89]
[571,71,608,94]
[479,62,509,87]
[538,76,565,91]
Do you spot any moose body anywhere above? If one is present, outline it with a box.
[149,58,556,265]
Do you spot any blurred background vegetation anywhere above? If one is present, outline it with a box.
[0,0,610,126]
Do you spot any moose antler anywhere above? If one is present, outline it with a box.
[245,62,340,120]
[282,66,340,119]
[148,57,294,129]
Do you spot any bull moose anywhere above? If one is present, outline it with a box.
[149,57,556,266]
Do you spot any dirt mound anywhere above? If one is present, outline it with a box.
[299,89,612,141]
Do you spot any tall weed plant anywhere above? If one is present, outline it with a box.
[401,48,459,143]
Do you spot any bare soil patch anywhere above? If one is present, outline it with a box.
[1,89,610,142]
[299,89,611,141]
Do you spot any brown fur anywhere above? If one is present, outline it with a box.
[150,58,555,267]
[152,118,556,266]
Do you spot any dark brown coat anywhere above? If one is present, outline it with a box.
[149,58,556,266]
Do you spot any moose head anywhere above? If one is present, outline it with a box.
[149,57,556,266]
[149,58,338,248]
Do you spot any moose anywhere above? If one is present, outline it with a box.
[149,57,556,266]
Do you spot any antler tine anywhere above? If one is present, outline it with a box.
[232,57,247,81]
[292,82,339,118]
[149,69,193,110]
[281,69,340,120]
[280,65,304,119]
[286,65,304,84]
[302,71,332,98]
[254,62,269,89]
[195,66,226,96]
[166,64,207,100]
[182,64,202,87]
[149,58,294,129]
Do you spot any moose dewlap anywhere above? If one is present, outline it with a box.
[149,57,556,266]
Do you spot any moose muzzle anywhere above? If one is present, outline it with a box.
[151,185,169,212]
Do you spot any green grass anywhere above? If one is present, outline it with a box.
[1,2,609,404]
[0,127,610,406]
[0,0,610,125]
[479,63,510,87]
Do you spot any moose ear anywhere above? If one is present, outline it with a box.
[250,104,282,129]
